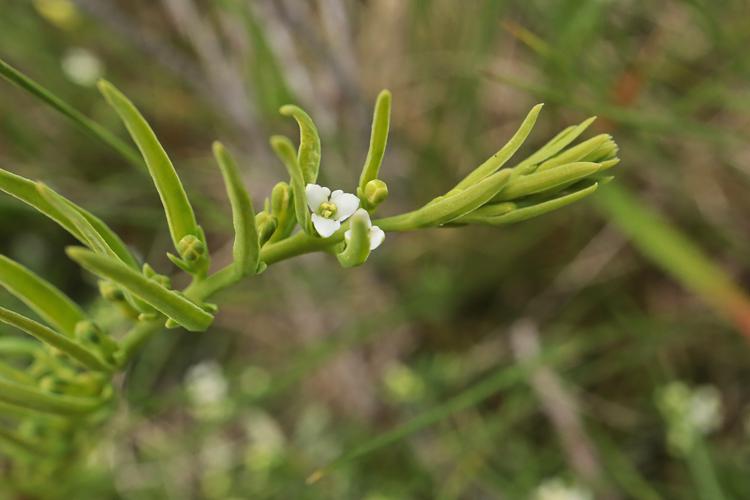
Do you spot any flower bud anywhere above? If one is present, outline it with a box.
[74,320,118,363]
[143,263,171,289]
[177,234,207,264]
[363,179,389,209]
[98,280,125,302]
[255,211,278,246]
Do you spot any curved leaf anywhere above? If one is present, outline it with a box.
[358,90,392,195]
[270,135,312,235]
[0,168,138,268]
[212,142,260,276]
[0,306,111,372]
[279,105,321,184]
[98,80,202,251]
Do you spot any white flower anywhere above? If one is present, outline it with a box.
[533,478,592,500]
[61,48,103,87]
[306,183,360,238]
[345,209,385,250]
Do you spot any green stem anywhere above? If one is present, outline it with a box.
[686,439,727,500]
[118,319,165,367]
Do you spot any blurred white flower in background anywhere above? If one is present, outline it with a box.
[61,47,103,87]
[185,361,233,421]
[657,382,723,455]
[533,478,593,500]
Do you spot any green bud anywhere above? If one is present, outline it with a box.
[362,179,389,209]
[177,234,206,264]
[255,211,278,246]
[98,280,125,302]
[269,182,294,241]
[74,320,119,363]
[142,263,171,289]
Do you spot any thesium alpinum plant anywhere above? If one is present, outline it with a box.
[0,57,618,492]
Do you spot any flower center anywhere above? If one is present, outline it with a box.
[318,201,337,219]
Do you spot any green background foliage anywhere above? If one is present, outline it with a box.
[1,0,749,498]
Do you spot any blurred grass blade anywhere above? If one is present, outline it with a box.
[0,306,111,372]
[0,255,87,338]
[271,135,312,235]
[308,342,571,483]
[452,103,543,192]
[0,168,138,268]
[212,142,261,276]
[280,105,321,184]
[66,247,214,332]
[358,90,392,192]
[0,377,105,416]
[98,80,202,251]
[596,184,750,338]
[0,57,142,168]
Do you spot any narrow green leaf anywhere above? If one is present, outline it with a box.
[535,134,613,172]
[0,377,106,416]
[513,116,597,174]
[279,105,321,184]
[270,135,312,235]
[452,103,543,192]
[212,142,261,276]
[0,255,86,337]
[36,183,119,259]
[358,90,392,194]
[0,57,142,168]
[0,306,111,372]
[97,80,201,251]
[336,209,372,268]
[66,247,214,332]
[493,162,600,201]
[409,170,512,227]
[0,168,138,268]
[482,182,598,225]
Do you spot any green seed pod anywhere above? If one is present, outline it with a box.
[363,179,389,210]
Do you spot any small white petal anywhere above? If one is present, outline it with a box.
[369,226,385,250]
[305,184,330,212]
[311,214,340,238]
[331,192,360,221]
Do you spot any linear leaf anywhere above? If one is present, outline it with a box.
[452,103,543,191]
[481,182,598,225]
[0,377,105,416]
[66,247,213,332]
[0,255,86,337]
[358,90,392,192]
[271,135,312,235]
[0,307,111,372]
[212,142,260,276]
[0,168,138,268]
[512,116,597,174]
[98,80,201,250]
[494,162,600,201]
